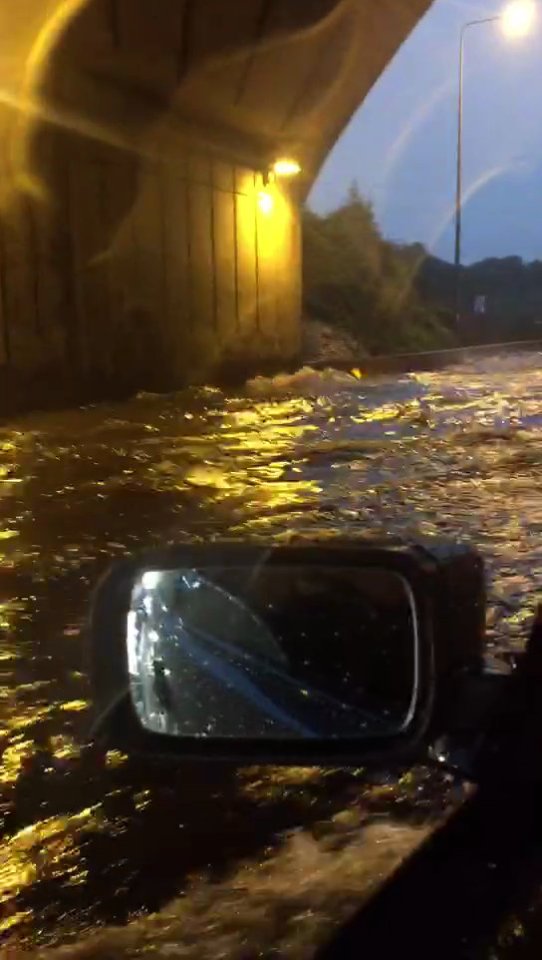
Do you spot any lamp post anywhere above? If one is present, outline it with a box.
[454,1,536,327]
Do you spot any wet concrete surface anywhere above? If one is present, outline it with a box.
[1,353,541,953]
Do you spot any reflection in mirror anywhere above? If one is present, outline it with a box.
[126,566,418,741]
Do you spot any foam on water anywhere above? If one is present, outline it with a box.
[245,365,366,397]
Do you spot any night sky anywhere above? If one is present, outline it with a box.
[309,0,542,264]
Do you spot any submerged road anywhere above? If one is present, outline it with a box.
[1,352,541,955]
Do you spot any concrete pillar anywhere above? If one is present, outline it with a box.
[0,127,302,410]
[0,0,430,413]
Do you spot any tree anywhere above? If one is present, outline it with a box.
[303,185,454,354]
[418,254,542,344]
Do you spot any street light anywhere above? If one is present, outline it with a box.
[502,0,536,36]
[454,1,536,326]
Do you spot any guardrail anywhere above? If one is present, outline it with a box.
[307,338,542,375]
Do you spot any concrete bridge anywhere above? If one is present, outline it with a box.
[0,0,430,412]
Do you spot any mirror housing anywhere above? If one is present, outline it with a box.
[88,541,485,766]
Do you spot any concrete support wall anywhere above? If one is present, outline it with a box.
[0,135,301,409]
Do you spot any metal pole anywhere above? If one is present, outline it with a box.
[453,17,500,331]
[454,27,465,327]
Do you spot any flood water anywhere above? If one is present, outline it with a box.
[1,352,542,955]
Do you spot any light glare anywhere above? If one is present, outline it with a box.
[258,191,274,215]
[126,611,138,675]
[142,570,161,590]
[501,0,536,37]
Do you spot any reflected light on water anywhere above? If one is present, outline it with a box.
[0,354,541,947]
[0,807,100,907]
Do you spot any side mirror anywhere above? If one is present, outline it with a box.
[88,541,485,766]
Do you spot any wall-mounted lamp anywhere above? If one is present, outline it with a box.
[272,158,302,177]
[261,159,302,185]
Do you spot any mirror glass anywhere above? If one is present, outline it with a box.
[126,565,418,740]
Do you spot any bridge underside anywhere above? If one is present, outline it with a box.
[0,0,430,412]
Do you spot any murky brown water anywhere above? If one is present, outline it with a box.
[1,354,541,953]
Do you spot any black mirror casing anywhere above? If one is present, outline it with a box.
[88,540,485,767]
